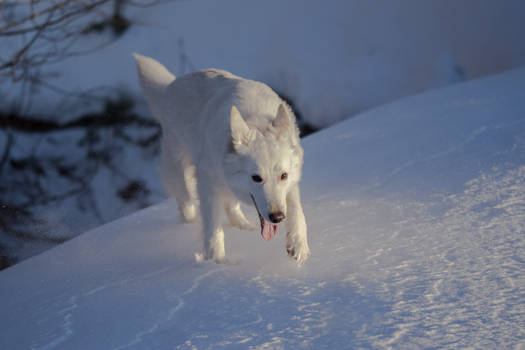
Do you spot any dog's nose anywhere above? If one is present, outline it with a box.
[269,211,285,223]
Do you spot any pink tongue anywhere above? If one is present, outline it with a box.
[261,218,278,241]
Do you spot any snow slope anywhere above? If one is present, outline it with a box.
[4,0,525,265]
[1,68,524,349]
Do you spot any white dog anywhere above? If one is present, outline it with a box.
[133,54,310,263]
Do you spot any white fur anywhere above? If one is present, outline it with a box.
[133,53,310,263]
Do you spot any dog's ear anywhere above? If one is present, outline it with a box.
[273,104,290,128]
[272,103,293,138]
[230,106,255,150]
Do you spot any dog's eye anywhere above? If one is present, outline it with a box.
[251,174,263,183]
[280,172,288,181]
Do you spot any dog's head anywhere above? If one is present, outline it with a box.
[224,104,304,239]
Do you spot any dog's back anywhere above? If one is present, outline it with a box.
[164,68,241,123]
[136,58,281,152]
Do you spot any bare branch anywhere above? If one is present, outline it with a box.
[0,0,111,36]
[0,132,14,172]
[0,10,52,73]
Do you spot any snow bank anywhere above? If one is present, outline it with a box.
[1,67,524,349]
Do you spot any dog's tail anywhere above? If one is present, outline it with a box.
[133,53,176,120]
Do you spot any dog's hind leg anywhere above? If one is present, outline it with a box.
[196,169,226,262]
[161,139,197,222]
[224,197,255,231]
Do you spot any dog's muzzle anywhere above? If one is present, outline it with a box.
[269,211,285,223]
[250,194,279,241]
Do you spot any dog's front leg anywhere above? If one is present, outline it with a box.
[285,184,310,263]
[197,170,226,262]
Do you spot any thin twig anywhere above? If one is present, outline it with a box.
[0,132,14,173]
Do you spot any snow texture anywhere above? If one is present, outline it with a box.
[1,68,524,349]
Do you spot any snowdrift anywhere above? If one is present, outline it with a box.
[1,68,524,349]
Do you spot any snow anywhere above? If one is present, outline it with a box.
[4,0,525,265]
[1,66,524,349]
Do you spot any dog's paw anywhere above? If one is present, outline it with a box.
[286,242,310,264]
[225,202,256,231]
[180,203,197,223]
[234,221,256,231]
[212,256,229,264]
[228,212,255,231]
[194,252,205,262]
[200,254,237,265]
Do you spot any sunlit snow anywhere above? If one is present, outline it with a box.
[1,67,524,349]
